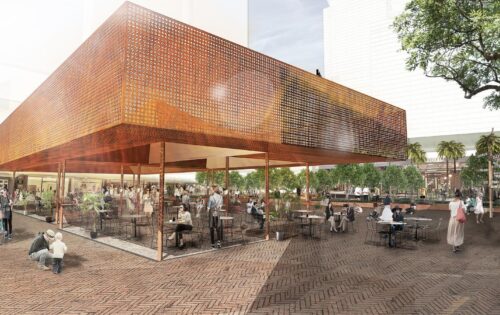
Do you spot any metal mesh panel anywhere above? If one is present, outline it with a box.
[122,3,406,159]
[0,6,127,165]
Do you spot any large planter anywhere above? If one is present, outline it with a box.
[276,231,284,241]
[45,216,54,223]
[90,231,98,239]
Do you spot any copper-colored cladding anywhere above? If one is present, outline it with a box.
[0,2,406,173]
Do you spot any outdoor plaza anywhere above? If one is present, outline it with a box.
[1,210,499,314]
[0,3,407,261]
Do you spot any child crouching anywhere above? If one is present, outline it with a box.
[50,232,67,274]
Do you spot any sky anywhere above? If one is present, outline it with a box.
[249,0,328,74]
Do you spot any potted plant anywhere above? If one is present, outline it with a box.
[41,190,55,222]
[15,191,30,215]
[81,192,103,239]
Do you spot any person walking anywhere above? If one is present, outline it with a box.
[50,232,67,274]
[474,192,485,224]
[0,187,12,239]
[447,190,465,253]
[207,187,223,248]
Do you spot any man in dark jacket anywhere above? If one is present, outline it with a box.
[28,229,55,270]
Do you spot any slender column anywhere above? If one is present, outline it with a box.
[10,171,16,199]
[120,165,124,216]
[157,142,165,261]
[137,163,141,214]
[55,163,61,222]
[225,157,229,212]
[265,153,270,240]
[306,163,310,210]
[488,159,493,218]
[59,160,66,229]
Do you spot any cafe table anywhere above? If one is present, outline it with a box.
[298,215,324,238]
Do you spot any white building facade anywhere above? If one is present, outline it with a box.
[323,0,500,140]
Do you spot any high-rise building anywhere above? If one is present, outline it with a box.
[323,0,500,141]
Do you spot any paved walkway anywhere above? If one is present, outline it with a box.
[0,211,499,314]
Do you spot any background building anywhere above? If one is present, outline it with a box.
[0,0,248,124]
[323,0,500,140]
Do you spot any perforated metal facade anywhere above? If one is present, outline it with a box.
[0,2,406,169]
[122,3,406,159]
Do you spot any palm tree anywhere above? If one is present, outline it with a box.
[476,129,500,218]
[437,141,455,193]
[406,142,427,165]
[449,141,466,173]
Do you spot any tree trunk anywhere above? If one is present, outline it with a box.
[488,159,493,218]
[446,159,449,196]
[453,158,457,173]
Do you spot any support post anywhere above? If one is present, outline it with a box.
[137,164,141,215]
[488,159,493,218]
[157,142,166,261]
[120,165,124,216]
[59,160,66,229]
[10,171,16,199]
[225,157,229,212]
[306,163,310,210]
[265,153,270,240]
[55,163,61,222]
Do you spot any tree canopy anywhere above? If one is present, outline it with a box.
[406,142,427,165]
[394,0,500,110]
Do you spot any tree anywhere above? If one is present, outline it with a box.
[404,165,425,198]
[335,164,364,198]
[394,0,500,110]
[244,169,265,193]
[460,154,488,188]
[195,172,208,185]
[362,164,382,189]
[406,142,427,165]
[476,130,500,217]
[229,171,244,190]
[450,141,466,173]
[269,168,297,192]
[381,165,407,195]
[437,141,464,191]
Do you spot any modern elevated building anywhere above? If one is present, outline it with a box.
[0,2,406,259]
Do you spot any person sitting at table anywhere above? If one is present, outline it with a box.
[352,203,363,214]
[326,201,339,232]
[251,201,265,229]
[167,204,192,249]
[339,205,355,232]
[379,199,393,221]
[389,206,404,246]
[404,202,416,215]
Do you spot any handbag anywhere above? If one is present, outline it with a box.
[456,202,466,224]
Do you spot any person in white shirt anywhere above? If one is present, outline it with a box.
[447,190,465,253]
[167,204,193,249]
[474,192,485,224]
[50,232,67,274]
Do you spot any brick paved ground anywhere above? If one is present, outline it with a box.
[0,211,498,314]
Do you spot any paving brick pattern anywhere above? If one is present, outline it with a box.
[0,211,498,314]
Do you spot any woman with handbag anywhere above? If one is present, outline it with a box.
[447,190,466,253]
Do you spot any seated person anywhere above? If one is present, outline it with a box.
[379,204,393,221]
[326,201,339,232]
[246,198,254,214]
[167,204,192,249]
[405,203,416,215]
[390,207,404,247]
[251,202,265,229]
[352,203,363,214]
[338,204,355,232]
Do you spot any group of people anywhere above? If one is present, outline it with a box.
[464,192,485,224]
[28,229,67,273]
[324,201,359,233]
